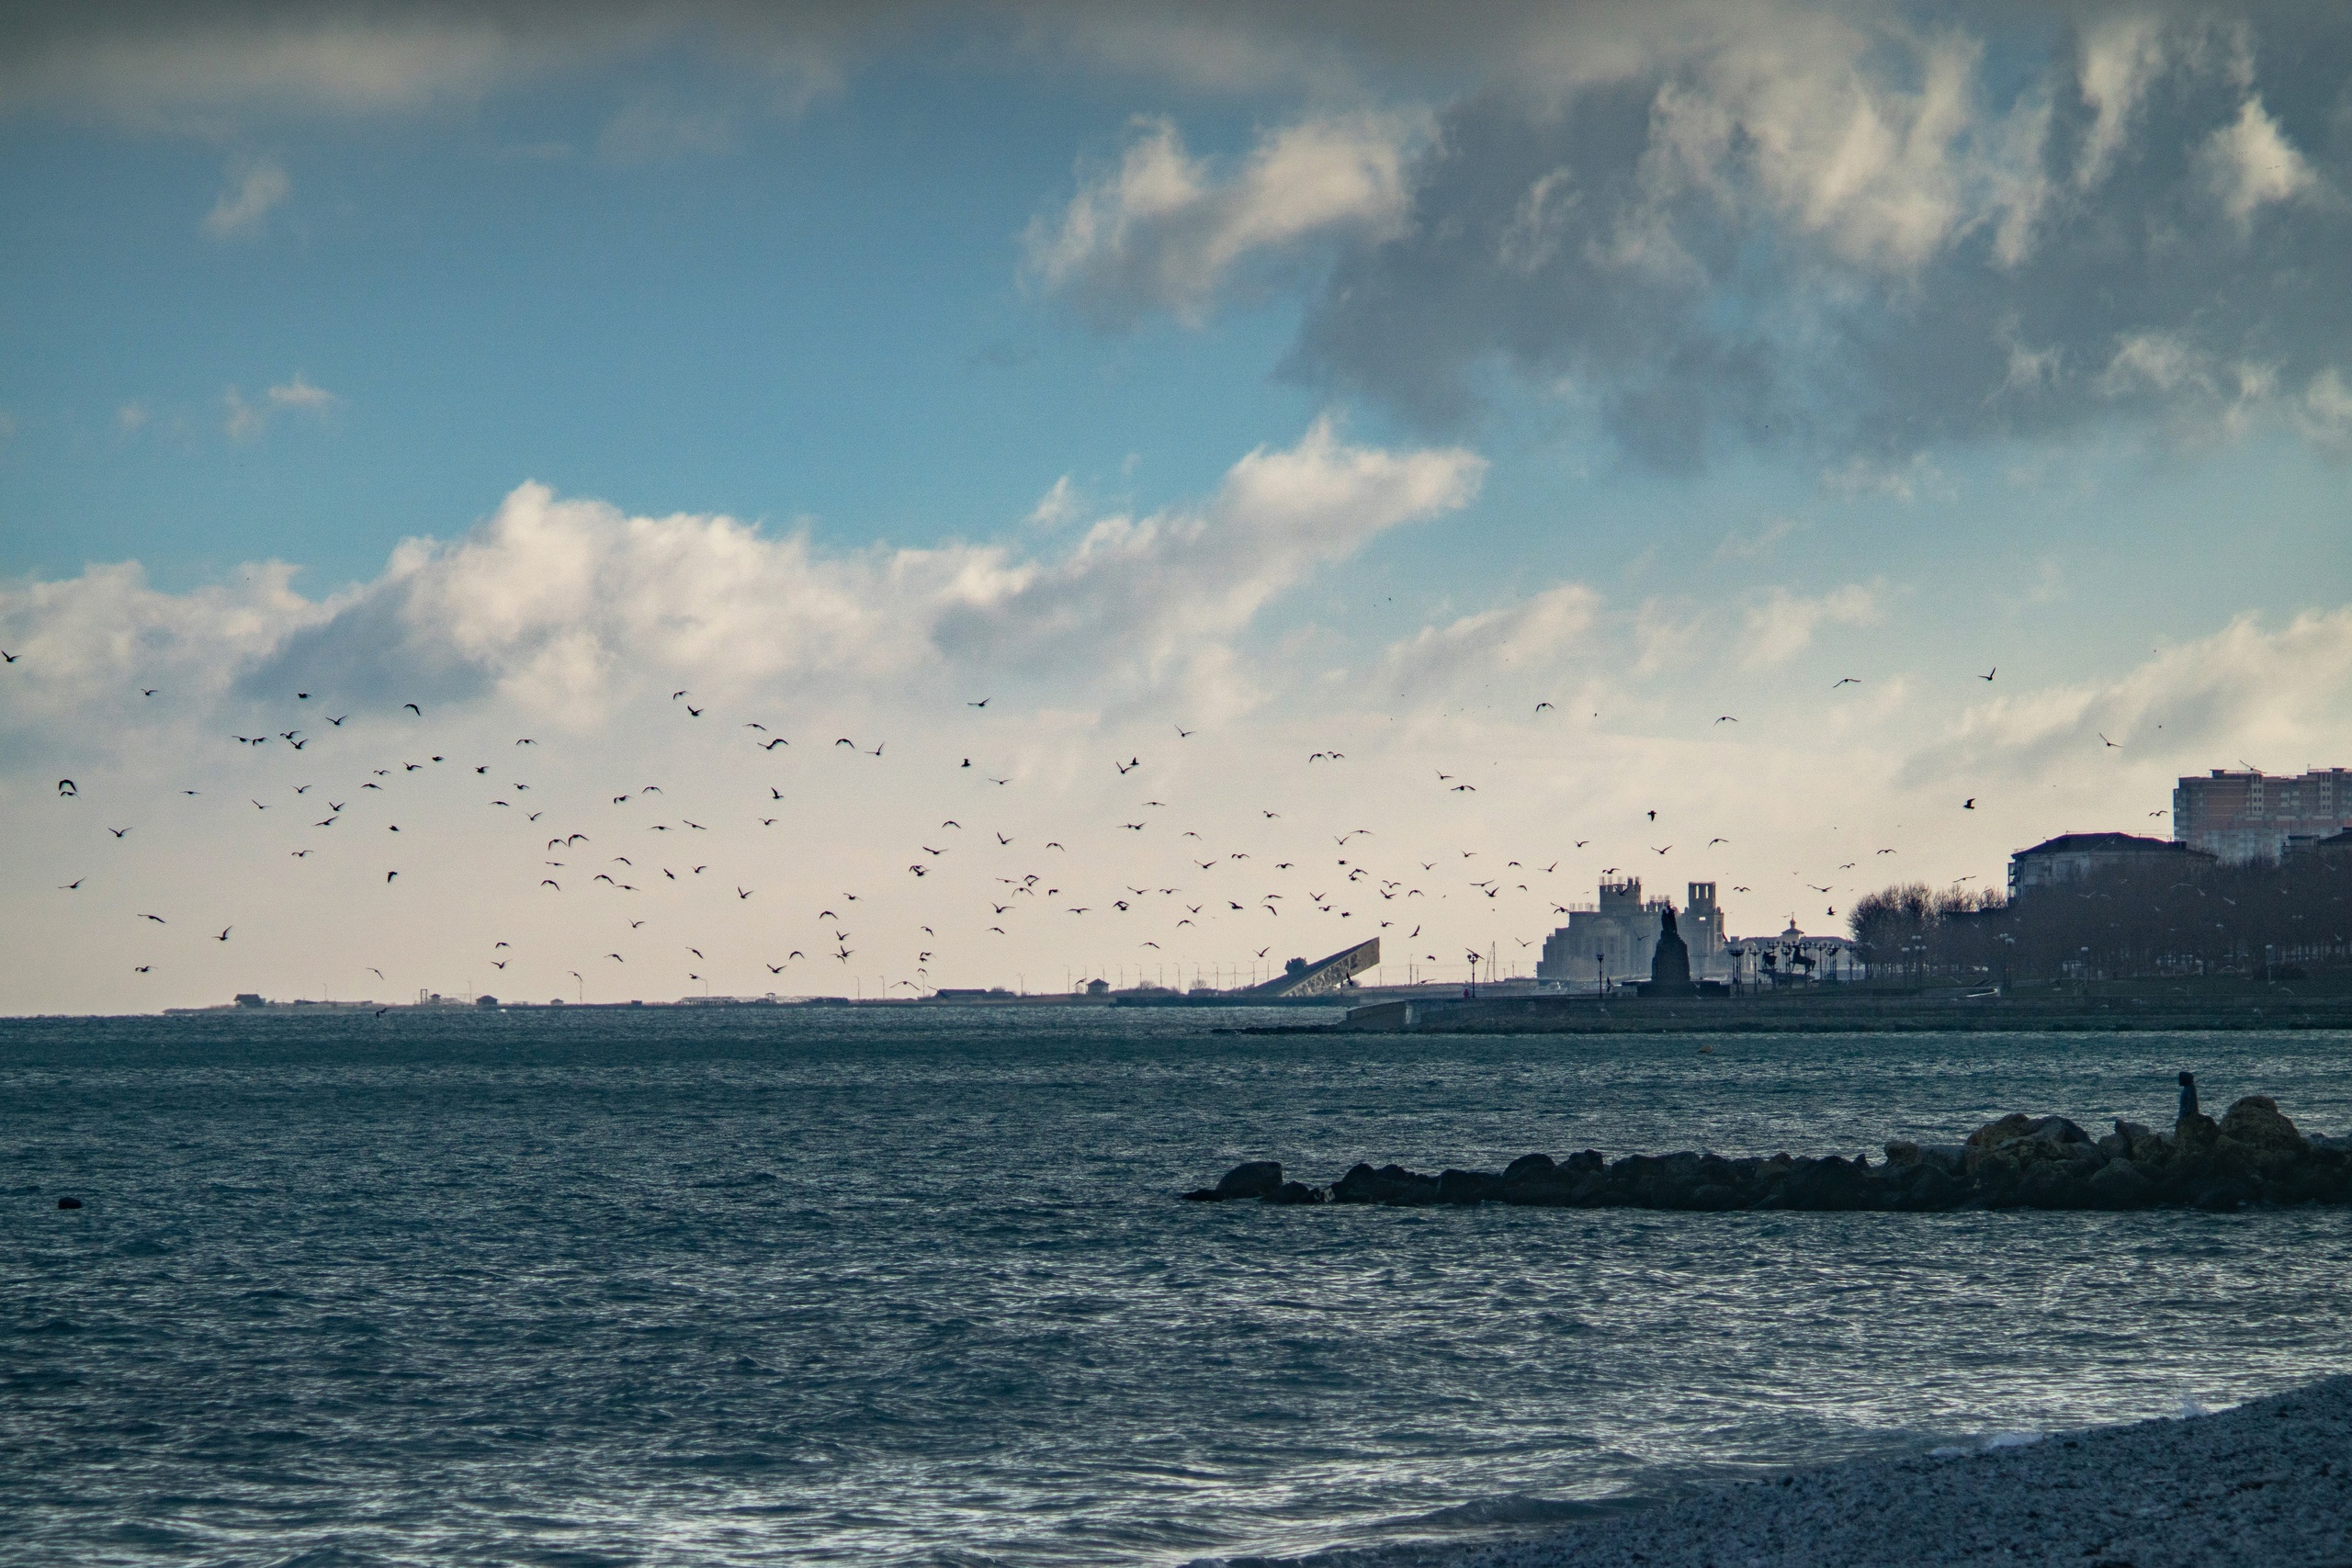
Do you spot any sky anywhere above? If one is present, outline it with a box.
[4,0,2350,1013]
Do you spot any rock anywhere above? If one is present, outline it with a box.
[1329,1162,1441,1205]
[1890,1163,1960,1211]
[1183,1159,1283,1201]
[1965,1115,2096,1186]
[2219,1096,2308,1172]
[1189,1092,2346,1214]
[1436,1168,1500,1204]
[2088,1159,2152,1208]
[2117,1120,2171,1164]
[1781,1155,1873,1211]
[1502,1153,1557,1183]
[1917,1143,1968,1175]
[56,1197,82,1210]
[1612,1152,1715,1208]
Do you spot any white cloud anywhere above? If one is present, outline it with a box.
[1025,474,1080,529]
[199,421,1481,720]
[1632,19,2052,277]
[268,375,337,412]
[1498,166,1577,276]
[1378,582,1599,694]
[595,98,738,164]
[1742,582,1884,668]
[2097,332,2208,398]
[1906,609,2352,791]
[223,388,263,441]
[2299,368,2352,455]
[1821,453,1942,502]
[224,376,339,440]
[1025,110,1427,325]
[2199,94,2318,227]
[116,400,149,434]
[1713,516,1800,562]
[2074,14,2167,191]
[0,7,865,130]
[202,159,288,239]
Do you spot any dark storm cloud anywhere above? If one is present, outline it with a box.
[1284,6,2352,466]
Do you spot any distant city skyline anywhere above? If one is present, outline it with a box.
[6,3,2352,1012]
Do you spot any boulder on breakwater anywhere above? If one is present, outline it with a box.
[1184,1095,2352,1213]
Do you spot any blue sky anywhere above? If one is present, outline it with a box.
[5,3,2350,1010]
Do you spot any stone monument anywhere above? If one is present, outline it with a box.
[1638,903,1695,997]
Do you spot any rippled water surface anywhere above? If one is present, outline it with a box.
[5,1009,2351,1566]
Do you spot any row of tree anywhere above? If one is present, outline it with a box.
[1847,851,2352,982]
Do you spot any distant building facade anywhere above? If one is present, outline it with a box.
[1725,920,1863,985]
[2009,831,2213,897]
[1538,879,1727,984]
[2174,768,2352,863]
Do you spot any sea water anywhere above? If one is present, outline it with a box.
[4,1009,2349,1566]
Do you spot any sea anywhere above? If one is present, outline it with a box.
[5,1008,2350,1567]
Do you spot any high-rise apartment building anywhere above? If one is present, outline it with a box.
[2173,768,2352,863]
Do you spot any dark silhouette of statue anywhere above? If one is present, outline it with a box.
[1640,903,1694,997]
[2178,1072,2198,1120]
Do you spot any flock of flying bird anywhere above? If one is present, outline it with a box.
[15,645,2115,999]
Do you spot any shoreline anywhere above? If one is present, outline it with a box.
[1414,1376,2352,1568]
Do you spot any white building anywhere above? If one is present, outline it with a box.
[1725,919,1863,985]
[1538,879,1729,984]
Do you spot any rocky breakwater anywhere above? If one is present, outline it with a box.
[1182,1096,2352,1213]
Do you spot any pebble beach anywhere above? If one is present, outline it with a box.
[1441,1377,2352,1568]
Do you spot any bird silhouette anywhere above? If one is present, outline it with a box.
[404,703,421,715]
[214,927,232,942]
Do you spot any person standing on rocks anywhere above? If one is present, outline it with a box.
[2179,1072,2199,1120]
